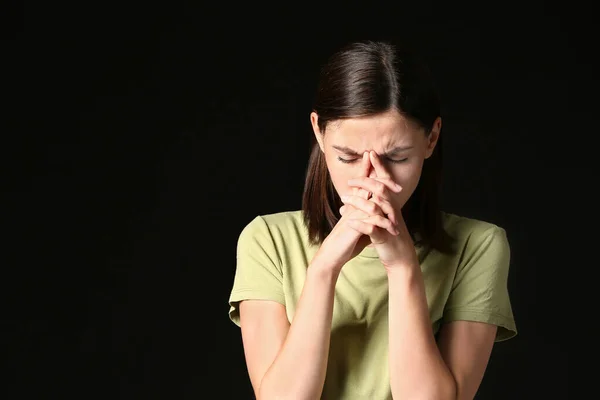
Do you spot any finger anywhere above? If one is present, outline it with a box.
[340,204,368,220]
[342,194,398,225]
[369,151,391,179]
[341,194,383,216]
[348,176,401,198]
[352,185,371,201]
[348,215,399,237]
[341,193,397,220]
[351,153,369,198]
[373,176,403,193]
[360,214,399,235]
[361,151,371,177]
[355,152,371,200]
[347,218,381,236]
[372,196,398,225]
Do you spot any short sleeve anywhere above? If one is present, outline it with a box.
[443,226,517,341]
[228,216,285,327]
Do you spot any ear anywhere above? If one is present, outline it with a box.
[310,112,325,152]
[425,117,442,159]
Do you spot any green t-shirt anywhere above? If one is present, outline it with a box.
[228,210,517,399]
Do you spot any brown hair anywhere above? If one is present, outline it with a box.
[302,40,455,254]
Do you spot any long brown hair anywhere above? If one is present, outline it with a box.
[302,40,455,254]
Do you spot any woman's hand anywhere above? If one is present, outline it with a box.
[341,151,418,269]
[311,152,384,275]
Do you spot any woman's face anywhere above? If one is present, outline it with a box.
[311,109,441,209]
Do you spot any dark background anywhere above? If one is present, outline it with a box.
[4,1,591,399]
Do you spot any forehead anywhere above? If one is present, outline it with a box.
[325,109,421,150]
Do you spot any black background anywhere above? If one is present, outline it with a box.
[4,1,591,398]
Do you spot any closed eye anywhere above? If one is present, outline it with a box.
[337,156,359,164]
[387,158,408,164]
[336,156,408,164]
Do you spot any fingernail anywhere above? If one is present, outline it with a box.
[340,195,350,202]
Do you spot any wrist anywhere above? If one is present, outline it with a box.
[308,256,341,283]
[385,259,421,279]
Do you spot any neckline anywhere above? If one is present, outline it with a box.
[358,245,379,258]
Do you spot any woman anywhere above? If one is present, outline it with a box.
[227,40,517,400]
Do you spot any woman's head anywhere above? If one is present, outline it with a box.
[302,40,454,253]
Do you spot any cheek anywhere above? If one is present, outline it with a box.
[328,164,355,196]
[324,155,356,196]
[389,163,423,201]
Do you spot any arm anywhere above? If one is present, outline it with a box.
[239,263,338,400]
[437,320,497,400]
[343,156,513,399]
[387,263,497,400]
[387,263,457,400]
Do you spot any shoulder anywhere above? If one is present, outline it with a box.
[237,210,314,268]
[441,211,507,243]
[259,210,305,230]
[240,210,305,235]
[238,210,308,248]
[440,211,510,265]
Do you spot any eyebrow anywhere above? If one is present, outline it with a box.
[332,145,414,157]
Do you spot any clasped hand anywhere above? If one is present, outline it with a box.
[340,151,418,270]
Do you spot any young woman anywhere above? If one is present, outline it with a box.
[228,40,517,400]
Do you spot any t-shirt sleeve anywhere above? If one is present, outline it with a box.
[228,215,285,327]
[442,225,517,341]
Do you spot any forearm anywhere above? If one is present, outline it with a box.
[388,263,456,400]
[258,264,338,400]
